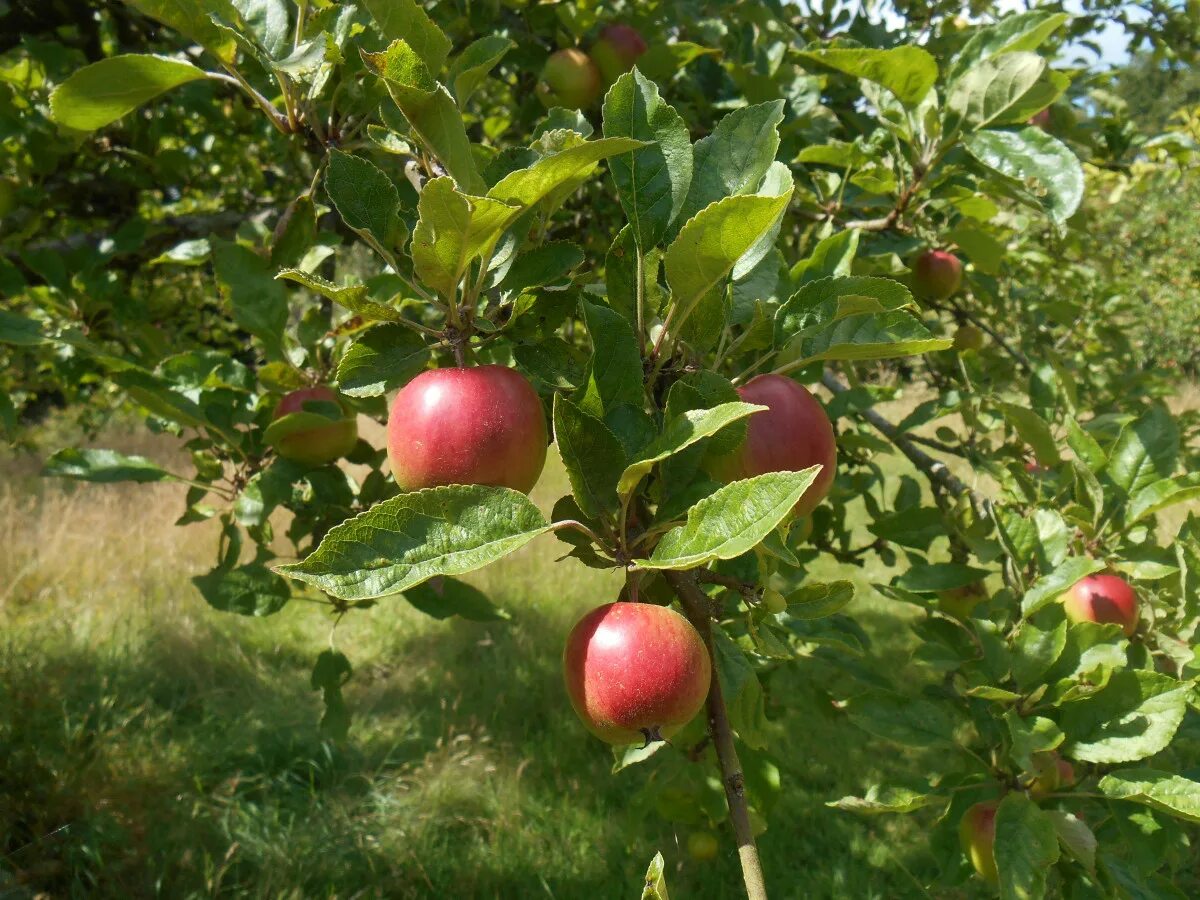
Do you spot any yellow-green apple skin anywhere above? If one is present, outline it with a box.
[959,801,999,884]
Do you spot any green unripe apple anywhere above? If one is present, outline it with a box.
[272,386,358,467]
[1027,752,1076,799]
[537,49,602,110]
[590,24,647,85]
[686,830,719,862]
[953,324,985,352]
[959,800,999,884]
[762,588,787,615]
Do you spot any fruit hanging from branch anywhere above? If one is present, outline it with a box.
[271,386,358,467]
[590,24,648,85]
[707,374,837,517]
[959,800,999,884]
[387,366,548,494]
[537,48,602,109]
[563,602,711,745]
[1060,573,1139,635]
[912,249,963,301]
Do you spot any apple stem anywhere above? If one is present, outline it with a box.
[665,570,769,900]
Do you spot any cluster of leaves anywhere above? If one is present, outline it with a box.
[2,2,1198,897]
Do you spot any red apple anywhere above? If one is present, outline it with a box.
[563,602,711,745]
[1060,573,1139,636]
[387,365,547,494]
[913,249,963,300]
[1029,108,1052,129]
[590,24,648,85]
[1028,752,1076,799]
[706,374,837,517]
[959,800,999,884]
[272,386,358,466]
[687,830,720,862]
[537,48,602,109]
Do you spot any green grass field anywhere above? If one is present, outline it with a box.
[0,414,1012,899]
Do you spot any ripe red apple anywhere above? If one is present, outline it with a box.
[272,386,358,466]
[387,365,547,494]
[706,374,837,517]
[1028,752,1076,799]
[590,24,648,85]
[687,830,720,862]
[1060,573,1139,636]
[959,800,999,884]
[953,324,984,352]
[913,249,963,300]
[563,602,711,745]
[536,48,602,109]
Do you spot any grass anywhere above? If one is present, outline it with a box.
[0,419,954,900]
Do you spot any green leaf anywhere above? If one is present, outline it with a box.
[1004,711,1064,769]
[124,0,237,62]
[893,563,990,593]
[361,0,451,73]
[947,52,1046,133]
[1107,405,1180,498]
[1129,476,1200,524]
[964,128,1084,226]
[43,448,179,484]
[618,402,765,496]
[310,648,352,740]
[362,40,484,193]
[499,242,583,293]
[790,230,860,285]
[212,240,288,360]
[999,402,1060,466]
[192,564,291,616]
[276,485,552,601]
[1066,417,1107,472]
[49,54,207,131]
[112,369,210,431]
[777,310,950,369]
[712,628,769,748]
[775,275,913,347]
[402,575,509,621]
[335,323,430,398]
[149,238,211,267]
[1046,811,1096,872]
[602,69,693,249]
[1061,671,1190,764]
[643,469,820,570]
[664,191,793,350]
[576,299,644,417]
[487,136,647,209]
[447,35,513,106]
[1020,556,1105,617]
[675,101,785,234]
[411,176,518,298]
[950,10,1070,80]
[1098,770,1200,824]
[846,693,959,747]
[326,150,402,255]
[796,46,937,107]
[277,269,407,323]
[1012,621,1067,691]
[994,793,1060,900]
[553,394,625,521]
[0,309,45,345]
[786,580,855,619]
[640,851,669,900]
[827,785,940,815]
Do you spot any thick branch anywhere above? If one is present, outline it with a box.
[821,370,976,501]
[665,570,768,900]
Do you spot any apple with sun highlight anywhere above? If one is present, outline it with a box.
[959,800,999,884]
[913,249,963,300]
[564,602,710,745]
[537,48,602,109]
[1061,573,1139,635]
[387,366,547,494]
[706,374,837,517]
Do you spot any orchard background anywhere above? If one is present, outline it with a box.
[2,1,1200,897]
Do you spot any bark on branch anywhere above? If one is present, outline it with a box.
[665,570,768,900]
